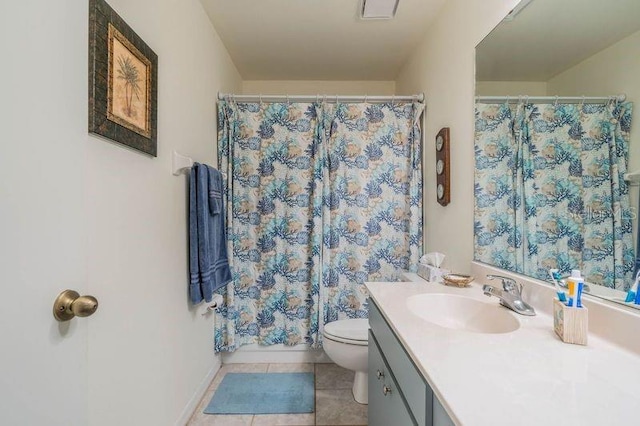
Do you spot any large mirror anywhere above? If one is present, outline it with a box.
[474,0,640,308]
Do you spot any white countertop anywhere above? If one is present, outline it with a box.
[366,279,640,426]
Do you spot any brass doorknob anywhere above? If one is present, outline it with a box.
[53,290,99,322]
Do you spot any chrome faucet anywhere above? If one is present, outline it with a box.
[482,275,536,316]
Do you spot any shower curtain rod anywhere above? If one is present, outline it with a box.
[476,94,626,104]
[217,92,425,103]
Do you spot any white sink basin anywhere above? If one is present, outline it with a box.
[406,293,520,334]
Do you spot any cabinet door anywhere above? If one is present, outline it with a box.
[369,331,417,426]
[370,300,432,425]
[433,396,455,426]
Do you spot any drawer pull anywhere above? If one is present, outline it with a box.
[376,369,385,380]
[383,385,392,395]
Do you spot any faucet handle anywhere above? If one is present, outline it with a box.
[486,275,521,294]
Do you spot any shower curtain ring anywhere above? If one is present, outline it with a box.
[286,94,290,105]
[554,96,559,107]
[259,94,262,104]
[391,95,395,105]
[580,95,585,109]
[364,94,368,103]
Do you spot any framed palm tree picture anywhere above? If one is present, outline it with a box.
[89,0,157,156]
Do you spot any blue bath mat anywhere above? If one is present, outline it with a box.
[204,372,314,415]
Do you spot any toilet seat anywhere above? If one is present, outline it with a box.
[322,319,369,346]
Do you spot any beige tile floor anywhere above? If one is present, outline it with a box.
[187,363,367,426]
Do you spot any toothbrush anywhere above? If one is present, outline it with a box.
[625,270,640,303]
[549,269,567,302]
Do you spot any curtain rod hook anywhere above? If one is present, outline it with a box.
[554,96,559,107]
[364,94,368,103]
[259,94,262,104]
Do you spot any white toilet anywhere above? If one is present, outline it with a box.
[322,318,370,404]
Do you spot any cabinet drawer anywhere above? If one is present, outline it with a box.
[369,299,433,426]
[369,331,416,426]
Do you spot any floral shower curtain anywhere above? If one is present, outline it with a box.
[215,99,423,351]
[475,101,634,290]
[318,103,424,330]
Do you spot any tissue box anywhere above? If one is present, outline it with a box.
[417,264,449,283]
[553,299,588,345]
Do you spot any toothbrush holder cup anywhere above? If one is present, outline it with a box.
[553,299,588,346]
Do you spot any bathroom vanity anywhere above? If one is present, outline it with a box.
[369,298,453,426]
[366,271,640,426]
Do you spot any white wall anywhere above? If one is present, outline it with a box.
[84,1,240,425]
[243,80,396,95]
[475,80,548,96]
[395,0,520,273]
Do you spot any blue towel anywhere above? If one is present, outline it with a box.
[189,163,232,304]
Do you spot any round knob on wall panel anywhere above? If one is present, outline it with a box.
[436,159,444,175]
[72,296,99,317]
[53,290,99,322]
[437,183,445,200]
[436,134,444,151]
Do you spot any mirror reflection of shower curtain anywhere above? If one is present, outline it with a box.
[215,99,423,352]
[475,101,634,290]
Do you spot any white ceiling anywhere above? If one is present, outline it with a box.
[476,0,640,81]
[200,0,447,81]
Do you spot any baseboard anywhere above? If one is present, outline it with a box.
[222,344,331,364]
[175,357,221,426]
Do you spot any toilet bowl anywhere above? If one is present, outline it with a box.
[322,318,369,404]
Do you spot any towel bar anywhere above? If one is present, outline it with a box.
[172,151,227,179]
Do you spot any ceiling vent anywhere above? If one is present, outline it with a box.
[360,0,399,20]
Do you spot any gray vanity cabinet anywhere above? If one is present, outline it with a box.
[369,331,416,426]
[369,299,454,426]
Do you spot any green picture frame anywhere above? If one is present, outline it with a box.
[88,0,158,156]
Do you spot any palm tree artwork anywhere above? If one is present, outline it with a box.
[116,55,142,119]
